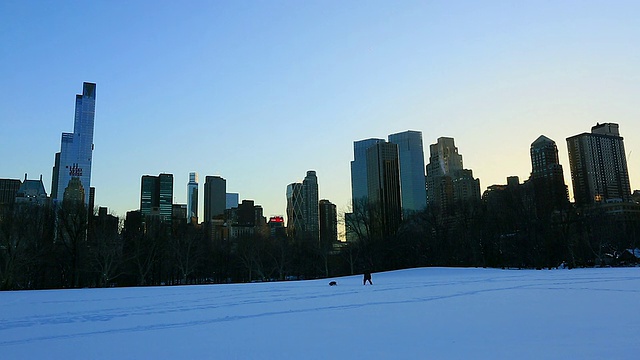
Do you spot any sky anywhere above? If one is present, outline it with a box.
[1,0,639,221]
[2,267,639,358]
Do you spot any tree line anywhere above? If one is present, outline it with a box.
[1,194,639,291]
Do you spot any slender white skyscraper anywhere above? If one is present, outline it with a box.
[52,82,96,205]
[187,172,199,221]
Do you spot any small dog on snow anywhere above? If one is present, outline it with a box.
[328,281,337,286]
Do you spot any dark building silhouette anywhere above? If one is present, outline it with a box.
[426,137,480,217]
[567,123,631,206]
[367,141,402,237]
[529,135,569,214]
[0,178,22,206]
[140,173,174,222]
[204,176,226,222]
[319,199,337,251]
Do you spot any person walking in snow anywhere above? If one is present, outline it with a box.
[363,271,373,285]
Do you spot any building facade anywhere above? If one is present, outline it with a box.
[204,176,226,222]
[350,138,384,209]
[187,172,198,222]
[388,130,427,214]
[52,82,96,205]
[566,123,631,206]
[226,193,239,210]
[366,141,402,237]
[140,173,174,222]
[0,178,22,206]
[302,170,319,243]
[529,135,569,213]
[319,199,337,251]
[15,175,48,206]
[425,137,480,217]
[286,182,304,237]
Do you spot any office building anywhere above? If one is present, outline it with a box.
[52,82,96,205]
[286,170,320,243]
[350,138,384,209]
[389,130,427,213]
[426,137,480,216]
[140,173,174,222]
[204,176,226,222]
[366,141,402,237]
[226,193,239,209]
[319,199,337,251]
[0,178,22,206]
[567,123,631,206]
[187,172,198,221]
[286,182,304,237]
[529,135,569,213]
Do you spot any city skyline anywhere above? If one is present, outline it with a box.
[2,1,640,219]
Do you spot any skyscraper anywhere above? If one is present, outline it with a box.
[52,82,96,205]
[350,138,384,209]
[529,135,569,213]
[286,182,304,237]
[187,172,198,221]
[319,199,337,250]
[286,170,320,243]
[204,176,226,222]
[226,193,239,209]
[303,170,319,243]
[567,123,631,206]
[389,130,427,214]
[367,141,402,237]
[140,173,174,222]
[426,137,480,216]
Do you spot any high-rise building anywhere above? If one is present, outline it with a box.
[426,137,463,207]
[367,141,402,237]
[286,182,304,237]
[350,138,384,209]
[319,199,337,250]
[567,123,631,206]
[140,173,173,222]
[52,82,96,205]
[0,178,22,206]
[226,193,239,210]
[286,170,320,243]
[303,170,319,242]
[426,137,480,216]
[204,176,226,222]
[389,130,427,214]
[187,172,198,221]
[529,135,569,213]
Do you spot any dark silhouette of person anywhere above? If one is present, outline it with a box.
[363,271,372,285]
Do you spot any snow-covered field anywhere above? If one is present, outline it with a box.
[1,267,639,359]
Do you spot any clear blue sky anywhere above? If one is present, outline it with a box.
[1,1,639,223]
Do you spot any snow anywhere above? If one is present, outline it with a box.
[1,267,639,359]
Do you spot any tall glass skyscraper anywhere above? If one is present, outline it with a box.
[389,130,427,213]
[187,172,198,221]
[366,141,402,237]
[52,82,96,205]
[350,138,384,209]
